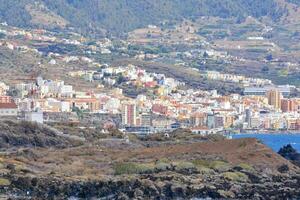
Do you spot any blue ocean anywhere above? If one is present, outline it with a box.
[232,134,300,152]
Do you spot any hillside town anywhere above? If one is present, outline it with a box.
[3,2,300,199]
[1,62,300,136]
[1,21,300,136]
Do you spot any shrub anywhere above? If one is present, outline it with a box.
[197,166,214,174]
[277,164,289,173]
[175,161,195,169]
[135,163,155,174]
[0,178,11,186]
[222,172,248,182]
[209,161,231,172]
[114,162,155,175]
[238,163,254,171]
[192,159,231,172]
[192,160,215,173]
[192,160,211,168]
[157,158,170,163]
[155,162,171,172]
[174,161,196,173]
[114,163,138,175]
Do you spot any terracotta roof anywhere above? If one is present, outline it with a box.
[191,126,209,130]
[0,103,17,109]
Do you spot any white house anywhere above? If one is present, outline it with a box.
[25,110,44,124]
[59,85,73,97]
[191,126,211,135]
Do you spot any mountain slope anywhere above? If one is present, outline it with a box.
[0,0,288,35]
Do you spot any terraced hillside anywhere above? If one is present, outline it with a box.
[0,0,288,35]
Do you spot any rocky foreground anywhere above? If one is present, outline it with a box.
[0,121,299,199]
[3,165,300,200]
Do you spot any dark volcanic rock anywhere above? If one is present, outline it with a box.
[4,172,300,200]
[278,144,300,167]
[278,164,289,173]
[0,120,82,148]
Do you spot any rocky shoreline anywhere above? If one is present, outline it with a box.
[3,169,300,200]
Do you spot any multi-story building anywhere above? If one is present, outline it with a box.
[245,108,252,125]
[67,98,100,112]
[122,102,137,126]
[224,115,235,128]
[140,113,152,127]
[190,112,207,127]
[0,96,13,103]
[214,115,224,128]
[250,117,260,129]
[244,86,292,97]
[266,89,282,110]
[152,104,168,115]
[281,99,297,113]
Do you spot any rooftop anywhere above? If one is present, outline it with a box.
[0,102,17,109]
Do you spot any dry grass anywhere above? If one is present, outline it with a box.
[1,137,295,180]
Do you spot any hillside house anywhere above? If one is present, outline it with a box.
[0,102,18,117]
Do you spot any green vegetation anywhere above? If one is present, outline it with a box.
[0,0,285,35]
[192,159,212,168]
[114,162,155,175]
[0,33,5,39]
[192,160,231,172]
[155,159,172,171]
[155,162,171,171]
[278,69,289,77]
[222,172,248,182]
[72,107,83,120]
[0,178,11,186]
[262,66,270,73]
[238,163,254,171]
[128,45,169,55]
[207,161,231,172]
[115,160,214,175]
[174,161,196,171]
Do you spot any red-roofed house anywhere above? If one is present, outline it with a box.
[0,102,18,117]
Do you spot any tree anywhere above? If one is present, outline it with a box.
[0,33,5,39]
[116,74,125,84]
[7,88,20,97]
[203,51,209,58]
[72,106,84,120]
[261,66,269,73]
